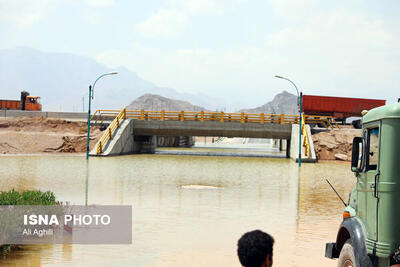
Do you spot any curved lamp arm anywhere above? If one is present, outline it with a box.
[275,75,299,98]
[92,72,118,99]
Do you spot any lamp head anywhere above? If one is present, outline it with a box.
[109,72,118,75]
[275,75,284,79]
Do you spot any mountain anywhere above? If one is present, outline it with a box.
[127,94,207,111]
[0,47,218,111]
[239,91,298,114]
[133,86,221,111]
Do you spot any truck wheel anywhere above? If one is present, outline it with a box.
[337,240,357,267]
[352,119,362,129]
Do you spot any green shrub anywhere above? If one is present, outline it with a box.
[0,189,56,205]
[0,189,57,256]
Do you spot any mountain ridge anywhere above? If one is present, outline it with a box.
[128,91,297,115]
[239,91,297,114]
[127,94,207,111]
[0,47,218,111]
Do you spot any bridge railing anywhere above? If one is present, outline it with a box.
[303,115,340,129]
[95,108,127,154]
[91,109,120,124]
[91,109,339,129]
[91,110,321,124]
[302,114,311,158]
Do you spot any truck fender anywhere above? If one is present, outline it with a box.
[335,217,374,267]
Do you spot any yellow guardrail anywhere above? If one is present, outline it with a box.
[302,114,310,158]
[95,108,127,154]
[91,109,339,128]
[302,114,340,129]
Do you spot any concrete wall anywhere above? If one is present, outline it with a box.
[0,110,87,120]
[90,119,157,156]
[290,124,316,163]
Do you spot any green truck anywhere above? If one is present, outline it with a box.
[325,101,400,267]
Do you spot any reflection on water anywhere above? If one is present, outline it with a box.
[0,153,355,266]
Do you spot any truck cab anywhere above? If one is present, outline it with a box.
[325,101,400,267]
[25,96,42,111]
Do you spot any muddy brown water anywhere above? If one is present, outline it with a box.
[0,150,354,266]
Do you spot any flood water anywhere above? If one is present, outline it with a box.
[0,148,355,266]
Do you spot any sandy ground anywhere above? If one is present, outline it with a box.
[0,117,102,154]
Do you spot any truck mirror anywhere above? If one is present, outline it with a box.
[351,137,363,173]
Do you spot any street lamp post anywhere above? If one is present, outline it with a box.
[86,72,118,160]
[275,75,302,167]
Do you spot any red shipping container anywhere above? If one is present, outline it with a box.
[0,100,21,110]
[302,95,386,119]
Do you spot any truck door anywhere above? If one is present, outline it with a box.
[364,125,380,242]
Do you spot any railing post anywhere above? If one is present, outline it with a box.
[331,117,340,129]
[140,109,144,120]
[181,111,184,122]
[326,117,334,129]
[99,142,102,154]
[301,114,310,158]
[123,108,126,119]
[161,110,165,121]
[220,111,224,122]
[260,113,264,124]
[280,114,284,124]
[241,112,244,123]
[108,127,112,139]
[201,111,204,122]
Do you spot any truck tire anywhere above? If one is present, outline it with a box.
[352,119,362,129]
[337,240,357,267]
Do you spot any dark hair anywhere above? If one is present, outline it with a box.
[237,230,274,267]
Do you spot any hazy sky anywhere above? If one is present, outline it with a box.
[1,0,399,106]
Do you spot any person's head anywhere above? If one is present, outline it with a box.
[237,230,274,267]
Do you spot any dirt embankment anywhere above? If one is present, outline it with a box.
[312,128,361,161]
[0,117,361,160]
[0,117,103,154]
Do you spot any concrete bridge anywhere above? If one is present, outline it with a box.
[90,109,323,162]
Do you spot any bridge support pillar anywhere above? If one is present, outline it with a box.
[286,139,290,158]
[279,139,283,151]
[133,135,157,154]
[289,124,317,163]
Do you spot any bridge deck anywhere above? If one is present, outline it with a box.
[131,120,291,139]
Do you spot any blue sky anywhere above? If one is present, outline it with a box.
[1,0,399,107]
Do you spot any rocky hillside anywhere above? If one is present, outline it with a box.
[126,94,207,111]
[312,128,362,161]
[239,91,297,114]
